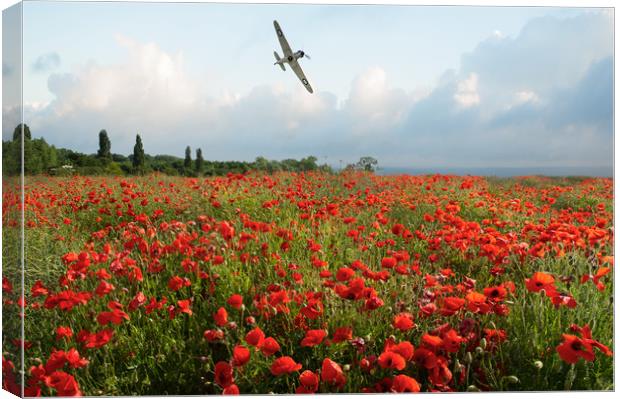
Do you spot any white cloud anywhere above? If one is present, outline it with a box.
[453,73,480,108]
[514,90,540,105]
[344,67,411,134]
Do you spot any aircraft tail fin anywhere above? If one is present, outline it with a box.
[274,51,285,71]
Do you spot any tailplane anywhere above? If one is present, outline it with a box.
[274,51,285,71]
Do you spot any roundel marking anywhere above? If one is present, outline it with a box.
[277,29,283,37]
[302,79,309,85]
[288,56,293,61]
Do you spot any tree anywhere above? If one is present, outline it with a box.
[184,146,192,170]
[356,156,378,172]
[12,123,31,141]
[133,134,145,172]
[195,148,204,174]
[97,130,112,162]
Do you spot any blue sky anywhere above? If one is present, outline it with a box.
[2,2,614,170]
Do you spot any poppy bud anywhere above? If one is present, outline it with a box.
[533,361,543,369]
[465,352,473,364]
[504,375,520,384]
[343,364,350,372]
[467,385,480,392]
[475,346,484,355]
[480,338,487,349]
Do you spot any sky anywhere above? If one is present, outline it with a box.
[2,1,614,171]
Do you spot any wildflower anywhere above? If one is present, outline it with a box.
[270,356,302,376]
[301,330,327,347]
[321,358,346,387]
[232,345,251,367]
[390,374,420,393]
[393,313,415,331]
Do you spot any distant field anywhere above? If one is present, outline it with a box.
[2,172,613,395]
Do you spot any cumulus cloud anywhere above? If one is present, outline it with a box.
[343,67,411,135]
[453,73,480,108]
[31,52,61,73]
[6,11,613,172]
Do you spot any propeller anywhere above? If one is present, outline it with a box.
[303,52,311,60]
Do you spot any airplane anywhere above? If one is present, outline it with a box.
[273,20,314,94]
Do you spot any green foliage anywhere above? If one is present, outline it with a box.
[133,134,146,173]
[12,123,31,141]
[2,124,333,177]
[184,146,192,172]
[97,130,112,162]
[195,148,204,175]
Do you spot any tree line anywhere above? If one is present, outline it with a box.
[2,125,339,176]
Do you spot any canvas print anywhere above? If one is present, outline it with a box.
[1,0,614,396]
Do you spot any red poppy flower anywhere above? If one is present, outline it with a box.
[393,313,415,331]
[270,356,302,376]
[336,267,355,282]
[557,334,595,363]
[420,333,443,351]
[384,340,414,361]
[81,329,114,348]
[465,291,490,314]
[65,348,89,369]
[45,371,81,396]
[525,272,556,295]
[97,309,129,325]
[332,327,353,343]
[45,350,68,374]
[128,291,147,311]
[227,294,243,310]
[204,329,224,342]
[442,329,465,353]
[321,358,346,387]
[168,275,190,291]
[381,257,397,269]
[223,384,239,395]
[391,374,421,393]
[440,297,466,316]
[95,280,115,297]
[300,299,324,320]
[177,299,192,315]
[556,324,612,364]
[413,347,438,369]
[301,330,327,347]
[56,326,73,341]
[214,361,234,388]
[245,327,265,347]
[296,370,320,393]
[214,307,228,327]
[259,337,281,356]
[31,280,49,297]
[378,351,406,370]
[483,286,507,302]
[232,345,251,367]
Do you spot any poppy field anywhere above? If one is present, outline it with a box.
[1,172,614,395]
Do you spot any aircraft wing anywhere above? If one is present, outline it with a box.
[289,59,313,93]
[273,20,293,58]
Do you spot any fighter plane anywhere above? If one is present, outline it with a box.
[273,20,313,94]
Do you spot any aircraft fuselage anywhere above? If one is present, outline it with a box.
[275,51,305,65]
